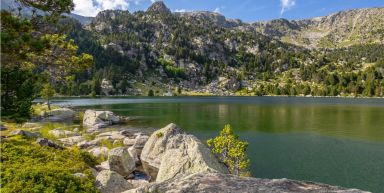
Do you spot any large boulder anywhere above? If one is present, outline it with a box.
[140,123,228,182]
[140,123,183,169]
[124,172,368,193]
[95,170,133,193]
[83,110,120,129]
[156,134,228,182]
[108,147,136,177]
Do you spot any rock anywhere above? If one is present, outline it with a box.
[73,173,87,179]
[156,133,228,182]
[126,179,149,189]
[120,130,135,137]
[124,172,368,193]
[95,170,133,193]
[132,134,149,149]
[83,110,120,129]
[36,138,63,149]
[43,108,74,122]
[48,129,76,138]
[11,130,40,138]
[0,125,7,131]
[128,146,139,163]
[88,147,109,158]
[108,147,136,177]
[59,136,85,146]
[22,122,41,128]
[141,123,228,182]
[97,131,125,140]
[123,137,136,146]
[141,123,183,169]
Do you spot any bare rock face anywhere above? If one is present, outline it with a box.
[108,147,136,177]
[124,172,369,193]
[83,110,120,129]
[140,123,183,169]
[140,123,228,182]
[95,170,133,193]
[146,1,171,14]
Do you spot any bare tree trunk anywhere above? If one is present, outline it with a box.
[47,99,51,111]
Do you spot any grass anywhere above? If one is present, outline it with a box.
[32,104,60,117]
[0,136,99,193]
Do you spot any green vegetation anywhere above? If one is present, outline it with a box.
[207,124,250,176]
[40,83,55,110]
[0,137,99,193]
[0,0,93,121]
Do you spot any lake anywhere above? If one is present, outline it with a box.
[51,96,384,192]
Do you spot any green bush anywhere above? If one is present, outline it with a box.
[0,137,99,193]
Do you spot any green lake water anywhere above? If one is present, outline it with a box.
[52,96,384,192]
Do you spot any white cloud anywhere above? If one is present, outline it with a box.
[213,7,221,13]
[280,0,295,17]
[174,9,187,13]
[73,0,148,17]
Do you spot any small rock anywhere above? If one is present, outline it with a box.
[0,125,7,131]
[97,131,125,140]
[22,122,41,128]
[36,138,63,149]
[11,130,40,138]
[123,137,136,146]
[73,173,87,179]
[126,179,149,188]
[95,170,133,193]
[88,147,109,158]
[120,130,134,137]
[108,147,136,177]
[59,136,85,146]
[133,135,149,149]
[49,128,76,138]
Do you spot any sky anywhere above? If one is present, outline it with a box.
[73,0,384,22]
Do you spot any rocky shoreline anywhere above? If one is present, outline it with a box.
[2,106,370,193]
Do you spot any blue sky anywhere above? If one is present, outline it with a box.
[73,0,384,22]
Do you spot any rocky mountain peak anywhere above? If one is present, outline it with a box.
[146,1,171,14]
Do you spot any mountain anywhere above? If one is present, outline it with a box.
[252,8,384,48]
[0,0,93,25]
[2,1,384,96]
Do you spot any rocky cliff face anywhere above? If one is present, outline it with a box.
[252,8,384,48]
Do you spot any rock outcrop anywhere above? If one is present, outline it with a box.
[125,172,368,193]
[146,1,170,14]
[83,110,120,129]
[95,170,133,193]
[141,123,228,181]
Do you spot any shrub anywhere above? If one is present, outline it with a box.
[0,137,99,193]
[207,124,250,176]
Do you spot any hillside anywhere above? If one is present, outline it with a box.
[252,8,384,48]
[2,1,384,97]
